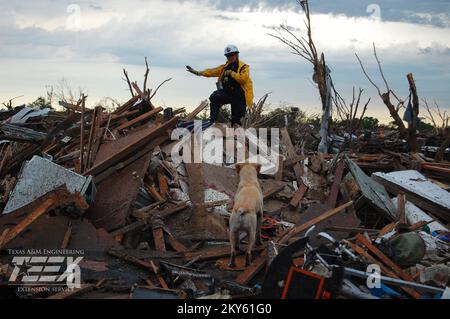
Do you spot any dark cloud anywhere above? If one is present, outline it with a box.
[185,0,450,28]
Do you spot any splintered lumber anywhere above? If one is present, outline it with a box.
[167,235,188,252]
[355,234,421,299]
[0,198,55,249]
[280,128,305,188]
[115,107,163,131]
[344,240,421,299]
[262,183,286,200]
[158,172,169,200]
[275,155,284,181]
[397,194,406,224]
[0,229,10,248]
[94,135,168,184]
[113,95,140,115]
[85,116,178,177]
[345,156,398,221]
[61,222,72,249]
[109,202,189,237]
[278,201,354,244]
[108,249,155,269]
[326,160,345,208]
[372,170,450,222]
[146,185,166,203]
[150,260,169,289]
[235,251,268,286]
[153,228,166,252]
[185,100,209,121]
[184,246,265,262]
[289,184,308,207]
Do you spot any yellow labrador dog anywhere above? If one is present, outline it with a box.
[229,163,263,267]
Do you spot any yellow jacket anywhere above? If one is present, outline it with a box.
[199,60,254,107]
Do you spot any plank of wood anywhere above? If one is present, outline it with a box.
[397,194,406,224]
[346,156,398,221]
[379,222,397,236]
[289,184,308,208]
[167,235,188,252]
[0,198,55,249]
[185,100,209,121]
[372,171,450,223]
[158,172,169,200]
[109,202,189,237]
[185,246,264,262]
[115,107,163,131]
[262,183,286,200]
[61,223,72,249]
[85,116,178,177]
[153,228,166,252]
[278,201,353,244]
[146,185,166,203]
[408,220,433,231]
[113,96,140,115]
[149,260,169,289]
[235,251,268,286]
[275,155,284,181]
[355,233,421,299]
[326,160,345,208]
[0,229,9,248]
[280,128,305,187]
[344,240,421,299]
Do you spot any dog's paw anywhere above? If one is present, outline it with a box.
[245,254,252,267]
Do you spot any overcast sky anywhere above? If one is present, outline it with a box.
[1,0,449,122]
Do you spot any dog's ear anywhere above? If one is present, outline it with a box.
[235,163,245,174]
[252,163,262,173]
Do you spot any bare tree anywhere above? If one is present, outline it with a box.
[269,0,332,153]
[355,43,407,136]
[2,95,24,110]
[54,78,86,104]
[422,99,450,161]
[333,86,371,136]
[122,57,172,108]
[423,98,449,134]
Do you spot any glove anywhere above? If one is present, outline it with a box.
[186,65,200,76]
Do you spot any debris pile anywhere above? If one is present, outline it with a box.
[1,78,449,300]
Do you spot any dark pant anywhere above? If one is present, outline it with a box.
[209,90,246,126]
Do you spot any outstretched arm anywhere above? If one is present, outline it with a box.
[199,65,225,77]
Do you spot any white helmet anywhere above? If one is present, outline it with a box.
[224,44,239,56]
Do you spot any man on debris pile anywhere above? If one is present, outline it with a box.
[186,44,254,128]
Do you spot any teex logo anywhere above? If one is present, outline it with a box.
[9,256,83,289]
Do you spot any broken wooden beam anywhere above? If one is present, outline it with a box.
[153,227,166,252]
[326,160,345,208]
[185,100,209,121]
[278,201,354,244]
[355,233,421,299]
[109,202,189,237]
[115,107,163,132]
[289,184,308,208]
[85,116,178,177]
[235,251,268,286]
[0,198,55,249]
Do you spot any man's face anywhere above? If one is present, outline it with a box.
[226,53,238,63]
